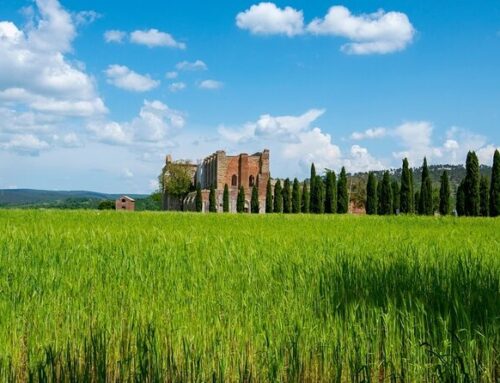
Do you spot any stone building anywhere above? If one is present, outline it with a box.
[162,149,270,213]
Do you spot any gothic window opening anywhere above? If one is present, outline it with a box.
[232,174,237,186]
[249,175,255,187]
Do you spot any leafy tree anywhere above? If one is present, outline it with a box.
[98,200,115,210]
[324,170,337,214]
[282,178,292,213]
[209,185,217,213]
[251,185,260,213]
[337,166,349,214]
[432,187,440,215]
[464,151,480,216]
[456,180,465,216]
[419,157,433,215]
[195,183,203,212]
[480,176,489,217]
[265,178,273,213]
[316,176,325,214]
[223,184,229,212]
[439,171,450,215]
[365,172,377,215]
[301,181,310,213]
[414,190,420,213]
[400,158,412,213]
[237,186,245,213]
[392,180,400,214]
[292,178,301,213]
[490,149,500,217]
[161,162,194,210]
[379,171,393,215]
[273,180,283,213]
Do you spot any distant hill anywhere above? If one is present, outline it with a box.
[0,189,149,209]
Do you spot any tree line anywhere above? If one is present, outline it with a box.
[366,150,500,217]
[193,149,500,216]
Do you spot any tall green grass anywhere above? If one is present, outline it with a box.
[0,211,498,382]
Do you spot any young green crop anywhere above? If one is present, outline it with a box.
[0,210,498,382]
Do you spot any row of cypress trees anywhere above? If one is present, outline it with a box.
[365,149,500,217]
[263,163,349,214]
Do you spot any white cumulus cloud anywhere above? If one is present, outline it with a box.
[307,6,415,54]
[236,2,304,37]
[168,82,186,92]
[350,127,387,140]
[104,29,126,43]
[105,65,159,92]
[130,29,185,49]
[176,60,207,71]
[199,80,224,90]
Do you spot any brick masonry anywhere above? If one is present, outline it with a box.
[163,150,270,213]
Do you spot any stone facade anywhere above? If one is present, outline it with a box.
[163,150,270,213]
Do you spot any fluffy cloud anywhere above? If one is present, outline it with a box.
[236,2,304,37]
[350,127,387,140]
[165,71,178,79]
[87,100,185,155]
[168,82,186,92]
[104,29,126,43]
[199,80,224,90]
[307,6,415,54]
[176,60,207,71]
[0,0,106,117]
[236,3,415,54]
[219,109,325,143]
[216,109,384,176]
[105,65,159,92]
[130,29,186,49]
[0,134,49,156]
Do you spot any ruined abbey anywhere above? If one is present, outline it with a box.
[162,149,270,213]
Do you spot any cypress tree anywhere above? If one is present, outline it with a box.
[392,180,400,214]
[400,158,412,213]
[251,185,260,213]
[490,150,500,217]
[316,175,325,214]
[273,180,283,213]
[195,182,203,212]
[209,185,217,213]
[237,186,245,213]
[456,180,465,216]
[377,179,383,215]
[414,190,420,214]
[337,166,349,214]
[409,168,415,213]
[365,172,378,215]
[223,184,229,212]
[292,178,301,213]
[282,178,292,213]
[464,151,480,216]
[324,170,337,214]
[439,171,450,215]
[480,176,489,217]
[301,181,310,213]
[379,171,393,215]
[419,157,433,215]
[265,178,273,213]
[309,163,317,212]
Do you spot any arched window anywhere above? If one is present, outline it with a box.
[249,175,255,187]
[231,174,237,186]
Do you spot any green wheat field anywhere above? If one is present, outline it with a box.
[0,210,499,382]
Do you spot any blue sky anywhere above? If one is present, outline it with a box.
[0,0,499,193]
